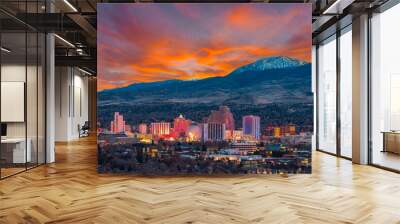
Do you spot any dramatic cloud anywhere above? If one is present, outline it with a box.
[98,3,311,90]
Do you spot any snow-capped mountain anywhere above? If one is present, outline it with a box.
[233,56,308,74]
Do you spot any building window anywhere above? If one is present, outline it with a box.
[339,27,352,158]
[370,3,400,171]
[317,35,337,154]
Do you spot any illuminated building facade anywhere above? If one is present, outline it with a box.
[110,112,126,133]
[231,141,257,155]
[273,127,281,137]
[173,114,191,137]
[233,130,243,140]
[264,125,274,136]
[207,106,235,131]
[202,123,226,142]
[242,115,260,140]
[288,124,296,135]
[187,123,201,141]
[138,123,148,134]
[150,122,170,136]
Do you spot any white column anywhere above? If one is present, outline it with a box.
[352,14,369,164]
[45,0,56,163]
[46,32,55,163]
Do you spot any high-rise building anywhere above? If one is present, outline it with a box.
[207,106,235,131]
[110,112,126,133]
[173,114,191,137]
[138,123,148,134]
[202,123,226,142]
[242,115,260,140]
[150,122,170,136]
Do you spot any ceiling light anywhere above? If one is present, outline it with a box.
[63,0,78,12]
[54,34,75,48]
[78,67,93,76]
[1,47,11,53]
[76,48,84,55]
[323,0,341,14]
[323,0,355,15]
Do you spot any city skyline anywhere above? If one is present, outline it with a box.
[107,105,255,132]
[104,106,305,141]
[98,4,311,90]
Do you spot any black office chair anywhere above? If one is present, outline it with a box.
[79,121,90,138]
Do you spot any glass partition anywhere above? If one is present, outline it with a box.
[317,35,337,154]
[0,2,46,179]
[370,3,400,171]
[1,30,28,177]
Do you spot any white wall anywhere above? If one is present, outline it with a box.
[55,67,89,141]
[1,65,26,138]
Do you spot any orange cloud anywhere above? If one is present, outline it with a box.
[97,4,311,91]
[225,5,272,31]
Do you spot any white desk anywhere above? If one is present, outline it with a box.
[1,138,31,163]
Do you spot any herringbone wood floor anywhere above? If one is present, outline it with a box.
[1,136,400,224]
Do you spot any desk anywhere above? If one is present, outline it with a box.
[382,131,400,154]
[1,138,31,163]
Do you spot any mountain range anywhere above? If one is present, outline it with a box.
[98,56,312,106]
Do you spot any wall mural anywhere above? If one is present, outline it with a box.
[97,3,312,175]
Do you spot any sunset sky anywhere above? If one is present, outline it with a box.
[98,3,311,91]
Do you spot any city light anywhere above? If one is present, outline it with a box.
[98,107,312,174]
